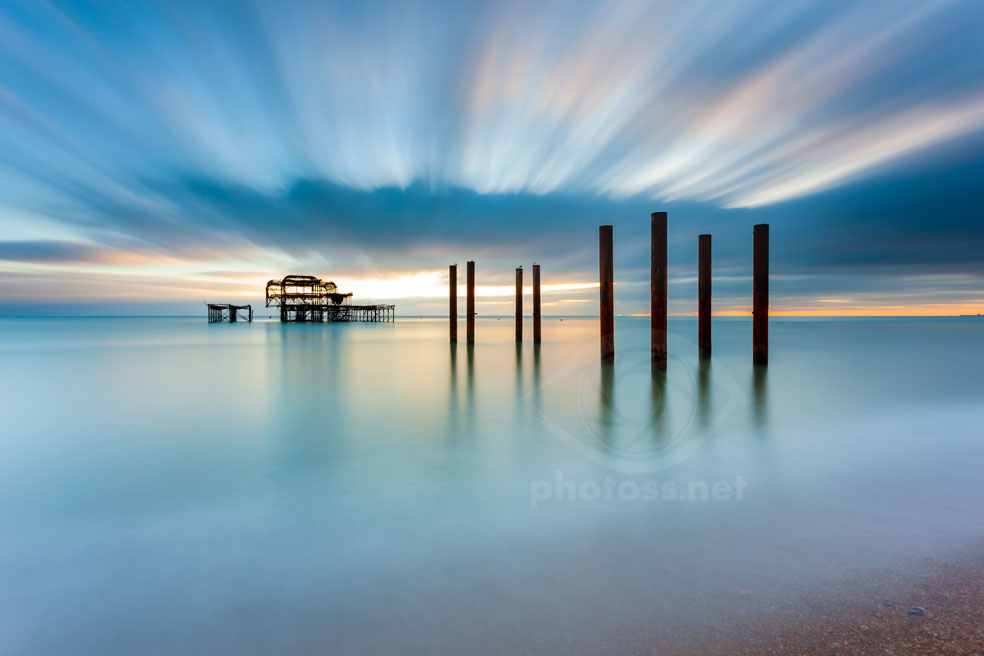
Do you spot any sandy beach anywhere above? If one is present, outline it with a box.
[665,544,984,655]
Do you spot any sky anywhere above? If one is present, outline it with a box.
[0,0,983,316]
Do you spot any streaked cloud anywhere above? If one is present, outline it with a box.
[0,0,982,314]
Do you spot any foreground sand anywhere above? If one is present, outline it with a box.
[665,544,984,655]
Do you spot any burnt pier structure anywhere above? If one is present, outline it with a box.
[207,303,253,323]
[265,275,394,323]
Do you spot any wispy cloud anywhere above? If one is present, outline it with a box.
[0,0,982,313]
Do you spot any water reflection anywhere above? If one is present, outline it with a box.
[515,342,523,397]
[650,370,668,436]
[752,364,768,427]
[4,317,984,656]
[449,343,459,438]
[466,343,475,409]
[598,360,615,445]
[271,324,348,469]
[696,358,711,431]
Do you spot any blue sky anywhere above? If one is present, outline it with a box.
[0,0,982,315]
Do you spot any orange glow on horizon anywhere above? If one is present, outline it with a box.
[703,306,984,317]
[631,305,984,318]
[1,261,981,316]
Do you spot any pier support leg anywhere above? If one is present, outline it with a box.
[699,234,711,357]
[651,212,667,371]
[467,261,475,345]
[599,225,614,360]
[450,264,457,343]
[533,264,541,344]
[753,224,769,366]
[515,267,523,342]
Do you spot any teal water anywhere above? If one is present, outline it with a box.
[1,317,982,654]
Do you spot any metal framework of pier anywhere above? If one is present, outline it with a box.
[207,303,253,323]
[265,274,394,323]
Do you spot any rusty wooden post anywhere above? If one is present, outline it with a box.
[699,234,711,356]
[515,267,523,342]
[467,260,475,344]
[599,225,614,360]
[651,212,667,370]
[533,264,541,344]
[753,224,769,365]
[449,264,457,343]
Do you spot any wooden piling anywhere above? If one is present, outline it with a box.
[449,264,457,343]
[699,234,711,356]
[651,212,667,370]
[467,260,475,344]
[533,264,541,344]
[515,267,523,342]
[753,224,769,365]
[599,225,614,360]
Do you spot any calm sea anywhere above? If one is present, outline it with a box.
[1,316,982,654]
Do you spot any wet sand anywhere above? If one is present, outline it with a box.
[664,544,984,655]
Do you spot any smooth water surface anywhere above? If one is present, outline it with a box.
[1,316,982,654]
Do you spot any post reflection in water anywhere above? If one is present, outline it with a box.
[598,360,615,446]
[696,357,711,431]
[515,342,523,398]
[448,342,459,438]
[650,369,668,438]
[531,342,542,417]
[466,343,476,411]
[512,342,526,430]
[753,364,768,427]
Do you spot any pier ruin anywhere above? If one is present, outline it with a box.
[265,275,394,323]
[207,303,253,323]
